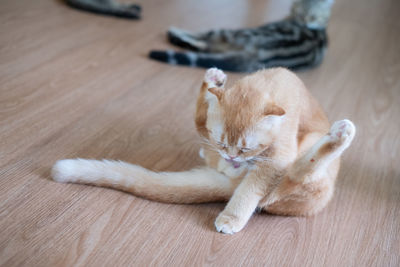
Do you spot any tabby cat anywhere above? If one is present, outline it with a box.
[149,0,334,72]
[52,68,355,234]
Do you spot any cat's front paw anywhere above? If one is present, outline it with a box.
[204,68,226,88]
[215,212,245,234]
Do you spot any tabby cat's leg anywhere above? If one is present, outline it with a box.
[66,0,141,19]
[288,119,356,183]
[167,27,209,51]
[168,27,241,53]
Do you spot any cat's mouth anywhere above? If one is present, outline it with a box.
[225,158,241,168]
[219,151,256,168]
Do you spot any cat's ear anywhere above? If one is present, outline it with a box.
[208,87,224,101]
[264,103,285,117]
[258,103,286,129]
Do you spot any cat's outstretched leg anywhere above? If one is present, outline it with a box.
[167,27,246,53]
[167,27,210,52]
[289,119,356,183]
[66,0,141,19]
[263,120,356,216]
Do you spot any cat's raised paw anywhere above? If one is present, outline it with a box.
[204,68,226,88]
[215,213,245,234]
[328,119,356,149]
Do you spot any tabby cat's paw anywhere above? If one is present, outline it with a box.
[215,213,245,234]
[204,68,226,88]
[328,119,356,150]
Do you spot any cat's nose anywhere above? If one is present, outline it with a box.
[228,155,237,160]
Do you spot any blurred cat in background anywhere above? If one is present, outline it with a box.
[150,0,334,72]
[65,0,335,72]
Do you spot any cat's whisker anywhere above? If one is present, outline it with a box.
[252,156,276,163]
[197,141,220,154]
[199,141,214,148]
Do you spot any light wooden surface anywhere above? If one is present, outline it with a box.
[1,0,399,266]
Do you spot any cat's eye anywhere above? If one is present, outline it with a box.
[217,142,227,149]
[240,148,251,153]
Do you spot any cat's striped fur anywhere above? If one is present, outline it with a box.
[149,0,334,72]
[66,0,141,19]
[150,20,327,72]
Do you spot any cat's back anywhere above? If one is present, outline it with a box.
[240,68,329,133]
[242,68,306,98]
[236,68,306,113]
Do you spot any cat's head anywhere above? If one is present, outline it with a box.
[202,69,286,163]
[290,0,334,29]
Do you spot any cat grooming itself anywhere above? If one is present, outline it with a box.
[149,0,334,72]
[52,68,355,234]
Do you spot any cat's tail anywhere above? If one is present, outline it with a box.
[148,50,254,72]
[52,159,236,204]
[148,46,325,72]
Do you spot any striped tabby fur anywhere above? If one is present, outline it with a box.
[66,0,141,19]
[149,0,334,72]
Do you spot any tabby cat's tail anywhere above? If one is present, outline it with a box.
[52,159,234,203]
[149,50,253,72]
[148,47,325,72]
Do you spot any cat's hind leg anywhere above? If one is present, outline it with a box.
[263,119,356,215]
[66,0,141,19]
[289,119,356,183]
[167,27,209,52]
[167,27,241,53]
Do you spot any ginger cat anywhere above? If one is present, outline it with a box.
[52,68,355,234]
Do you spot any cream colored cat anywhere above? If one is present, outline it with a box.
[52,68,355,234]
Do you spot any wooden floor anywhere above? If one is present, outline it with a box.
[1,0,399,266]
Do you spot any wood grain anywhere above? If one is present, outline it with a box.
[0,0,399,266]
